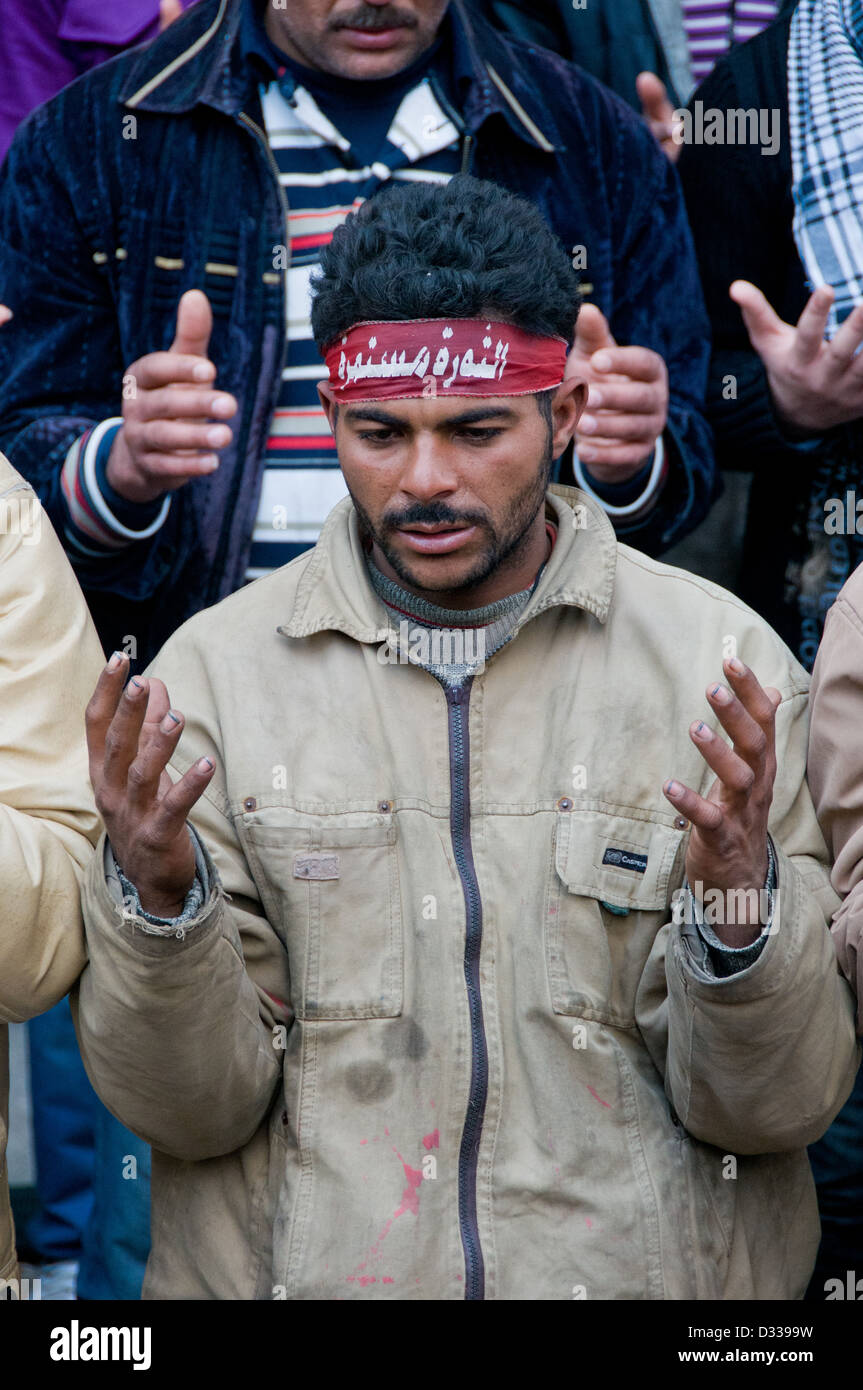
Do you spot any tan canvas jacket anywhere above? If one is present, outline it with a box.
[808,563,863,1033]
[0,455,103,1285]
[77,486,858,1301]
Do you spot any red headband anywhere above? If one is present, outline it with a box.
[325,318,568,402]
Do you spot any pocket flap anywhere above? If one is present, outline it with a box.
[555,805,686,913]
[239,809,402,1020]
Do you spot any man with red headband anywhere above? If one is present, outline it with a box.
[77,179,856,1301]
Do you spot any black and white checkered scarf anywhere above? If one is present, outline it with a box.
[789,0,863,334]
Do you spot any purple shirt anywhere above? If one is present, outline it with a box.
[0,0,199,163]
[682,1,780,84]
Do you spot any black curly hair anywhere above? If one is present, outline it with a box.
[309,175,581,353]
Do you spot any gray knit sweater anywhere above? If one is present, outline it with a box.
[367,557,537,688]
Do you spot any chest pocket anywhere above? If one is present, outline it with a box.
[545,805,687,1026]
[240,809,403,1021]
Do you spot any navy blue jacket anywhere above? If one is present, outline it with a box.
[0,0,714,663]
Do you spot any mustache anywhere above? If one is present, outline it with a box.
[331,4,418,31]
[383,502,489,531]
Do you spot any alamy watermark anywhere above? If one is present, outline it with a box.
[377,620,487,673]
[0,492,41,545]
[671,882,778,930]
[672,101,780,157]
[824,491,863,534]
[1,1275,41,1300]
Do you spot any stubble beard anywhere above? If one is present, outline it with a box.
[350,442,554,596]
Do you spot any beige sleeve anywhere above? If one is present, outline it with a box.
[0,462,103,1023]
[808,580,863,1034]
[638,649,859,1154]
[76,621,292,1162]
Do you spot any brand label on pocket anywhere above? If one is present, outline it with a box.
[293,853,340,880]
[602,847,647,874]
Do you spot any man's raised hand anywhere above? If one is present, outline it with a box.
[636,71,682,162]
[663,658,781,946]
[106,289,238,505]
[566,304,669,481]
[86,651,215,918]
[731,279,863,434]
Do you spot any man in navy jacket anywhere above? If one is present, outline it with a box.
[0,0,714,666]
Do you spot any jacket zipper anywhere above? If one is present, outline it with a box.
[445,677,488,1300]
[244,96,487,1292]
[205,108,289,603]
[459,132,474,176]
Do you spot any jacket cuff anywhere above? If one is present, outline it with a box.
[574,434,668,520]
[681,836,778,978]
[670,840,815,1001]
[60,419,170,556]
[91,829,223,951]
[111,827,211,938]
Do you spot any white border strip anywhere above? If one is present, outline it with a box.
[485,63,556,152]
[574,436,665,518]
[82,418,171,540]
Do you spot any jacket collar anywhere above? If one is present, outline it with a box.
[119,0,564,151]
[278,486,616,646]
[452,0,564,151]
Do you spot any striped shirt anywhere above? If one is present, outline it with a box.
[247,30,467,578]
[682,1,780,84]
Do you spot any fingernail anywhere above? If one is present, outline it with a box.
[107,651,127,671]
[579,447,596,462]
[693,721,713,740]
[710,684,731,704]
[587,388,603,408]
[160,710,181,733]
[665,779,680,796]
[197,756,214,772]
[127,677,145,699]
[206,425,230,446]
[726,656,745,674]
[579,414,596,433]
[193,362,214,381]
[211,396,234,417]
[592,352,612,371]
[199,454,220,471]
